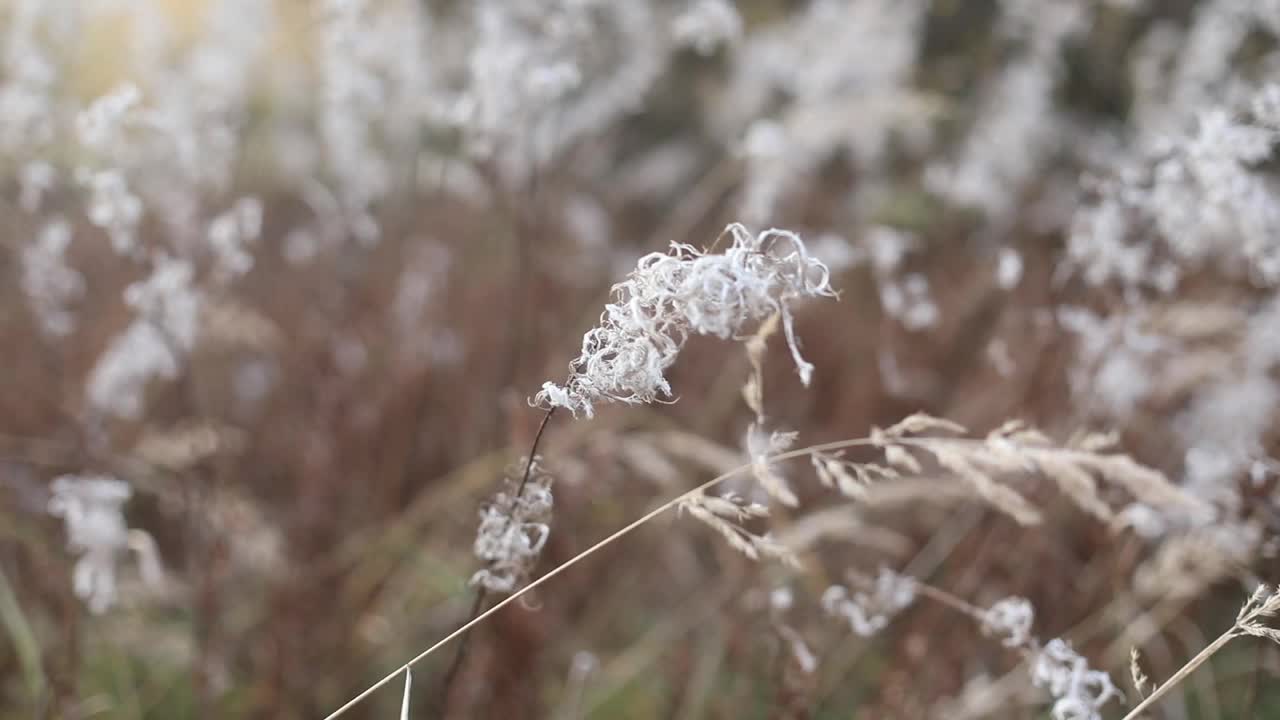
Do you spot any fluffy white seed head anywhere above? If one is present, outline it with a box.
[536,223,836,417]
[1032,638,1121,720]
[470,457,554,594]
[822,567,916,637]
[982,596,1035,647]
[48,475,132,613]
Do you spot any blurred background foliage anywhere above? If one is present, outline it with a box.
[3,0,1280,718]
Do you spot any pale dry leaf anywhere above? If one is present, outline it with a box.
[1070,430,1119,453]
[1034,451,1114,522]
[681,493,796,566]
[742,311,781,418]
[811,452,868,499]
[882,412,967,438]
[748,425,800,506]
[1079,454,1212,515]
[926,444,1042,525]
[884,444,922,474]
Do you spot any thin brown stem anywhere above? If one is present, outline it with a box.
[515,408,556,498]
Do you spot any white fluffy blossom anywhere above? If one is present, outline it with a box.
[996,247,1024,289]
[446,0,663,178]
[77,168,144,256]
[723,0,929,223]
[19,160,55,212]
[879,272,938,330]
[87,324,180,420]
[22,219,83,337]
[1032,638,1120,720]
[1070,83,1280,289]
[316,0,424,244]
[471,457,554,594]
[536,224,835,417]
[821,567,916,637]
[47,475,162,614]
[123,256,202,350]
[87,257,202,418]
[0,0,64,153]
[76,83,141,151]
[207,197,264,279]
[673,0,743,55]
[926,0,1086,221]
[981,596,1035,647]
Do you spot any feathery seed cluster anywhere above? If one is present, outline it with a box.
[471,457,554,594]
[536,223,835,417]
[821,567,916,637]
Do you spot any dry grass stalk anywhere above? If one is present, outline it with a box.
[133,421,245,471]
[325,415,1183,717]
[680,492,797,565]
[197,297,282,350]
[1129,647,1151,700]
[1121,586,1280,720]
[856,574,1120,720]
[748,427,801,507]
[1133,523,1259,600]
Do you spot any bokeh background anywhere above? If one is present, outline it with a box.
[3,0,1280,717]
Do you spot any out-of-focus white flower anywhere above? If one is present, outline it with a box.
[77,168,143,256]
[47,475,161,614]
[822,567,916,637]
[1115,502,1168,538]
[879,273,937,330]
[982,596,1035,647]
[207,197,263,279]
[865,226,915,274]
[123,256,201,349]
[22,219,83,338]
[0,0,67,153]
[76,84,141,151]
[721,0,930,224]
[316,0,425,243]
[673,0,743,55]
[997,247,1024,289]
[1032,639,1120,720]
[928,0,1086,221]
[537,224,835,418]
[1070,84,1280,290]
[88,323,186,420]
[471,457,554,594]
[19,160,54,212]
[87,257,202,418]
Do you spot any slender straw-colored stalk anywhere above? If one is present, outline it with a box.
[399,667,413,720]
[1119,586,1280,720]
[322,435,886,720]
[1119,628,1238,720]
[909,578,986,620]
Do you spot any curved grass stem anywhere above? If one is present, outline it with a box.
[1119,628,1237,720]
[322,435,886,719]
